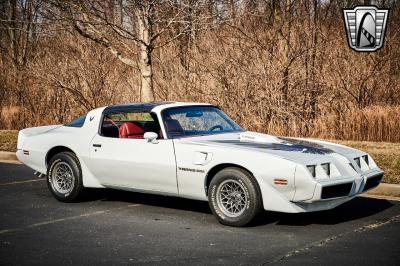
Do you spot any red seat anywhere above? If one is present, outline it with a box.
[119,122,145,139]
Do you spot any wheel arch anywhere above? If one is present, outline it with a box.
[204,163,261,197]
[45,146,76,167]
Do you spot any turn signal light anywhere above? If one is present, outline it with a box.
[274,179,288,185]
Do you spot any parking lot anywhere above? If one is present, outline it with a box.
[0,162,399,265]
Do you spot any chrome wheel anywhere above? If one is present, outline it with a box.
[51,162,74,194]
[216,179,248,217]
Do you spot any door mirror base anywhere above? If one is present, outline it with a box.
[144,132,158,144]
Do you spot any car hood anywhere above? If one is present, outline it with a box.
[176,131,363,165]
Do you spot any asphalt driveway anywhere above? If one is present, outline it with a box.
[0,162,399,265]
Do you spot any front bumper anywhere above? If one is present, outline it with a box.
[291,169,383,212]
[316,170,383,200]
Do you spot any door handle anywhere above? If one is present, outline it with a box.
[93,144,102,148]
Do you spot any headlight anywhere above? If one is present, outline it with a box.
[353,155,371,171]
[307,163,339,179]
[321,163,330,176]
[307,165,316,178]
[354,157,361,168]
[357,155,371,171]
[362,155,369,166]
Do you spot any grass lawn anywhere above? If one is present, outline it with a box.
[0,130,398,184]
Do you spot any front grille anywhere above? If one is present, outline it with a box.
[363,173,383,191]
[321,182,353,199]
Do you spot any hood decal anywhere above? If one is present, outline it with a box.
[210,138,334,155]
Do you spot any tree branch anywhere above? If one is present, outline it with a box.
[74,21,138,69]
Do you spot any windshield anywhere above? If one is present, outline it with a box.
[162,106,243,138]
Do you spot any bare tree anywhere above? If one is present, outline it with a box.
[1,0,399,141]
[0,0,43,127]
[50,0,210,102]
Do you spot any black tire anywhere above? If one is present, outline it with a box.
[46,152,84,202]
[208,167,262,227]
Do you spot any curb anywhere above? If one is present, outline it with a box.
[364,183,400,198]
[0,151,399,198]
[0,151,18,162]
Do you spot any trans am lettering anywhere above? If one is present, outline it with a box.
[178,167,205,173]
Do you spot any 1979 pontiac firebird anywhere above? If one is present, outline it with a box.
[17,102,384,226]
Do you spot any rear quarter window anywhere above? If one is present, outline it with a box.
[65,115,87,128]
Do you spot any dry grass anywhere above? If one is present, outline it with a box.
[0,130,18,152]
[0,130,398,184]
[0,107,21,129]
[336,140,400,185]
[308,106,400,143]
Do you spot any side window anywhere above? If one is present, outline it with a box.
[65,115,86,128]
[100,112,162,139]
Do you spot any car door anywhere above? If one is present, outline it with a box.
[86,111,178,195]
[88,134,178,194]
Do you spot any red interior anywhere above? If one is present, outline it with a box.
[119,122,145,139]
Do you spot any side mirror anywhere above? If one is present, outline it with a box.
[144,132,158,144]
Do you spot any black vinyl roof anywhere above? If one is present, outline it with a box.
[103,102,175,114]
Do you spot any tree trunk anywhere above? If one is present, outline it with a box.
[309,0,318,119]
[138,45,154,102]
[282,0,292,135]
[136,4,154,102]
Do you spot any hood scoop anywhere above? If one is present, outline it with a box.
[239,131,283,144]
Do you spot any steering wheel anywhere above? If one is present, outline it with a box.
[209,125,223,132]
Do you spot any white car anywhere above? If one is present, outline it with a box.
[17,102,383,226]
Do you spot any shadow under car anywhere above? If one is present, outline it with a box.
[80,188,394,227]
